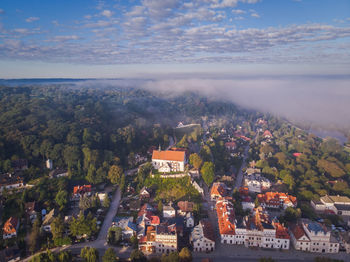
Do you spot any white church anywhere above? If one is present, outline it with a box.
[152,148,186,173]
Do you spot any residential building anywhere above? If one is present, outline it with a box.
[25,201,37,223]
[339,231,350,253]
[46,159,53,169]
[191,180,204,196]
[289,223,311,252]
[241,197,255,211]
[185,212,195,228]
[244,173,271,193]
[262,130,273,139]
[191,219,215,252]
[225,141,236,151]
[42,209,57,232]
[139,186,151,200]
[3,217,19,239]
[177,201,194,216]
[49,168,68,179]
[216,199,235,244]
[210,182,227,201]
[0,173,24,193]
[73,184,91,198]
[112,217,137,239]
[152,149,186,172]
[257,192,297,210]
[163,204,176,218]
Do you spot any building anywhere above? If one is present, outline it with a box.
[139,187,151,200]
[244,173,271,193]
[295,219,339,253]
[225,141,236,151]
[42,209,58,232]
[25,201,37,223]
[191,219,215,252]
[311,195,350,216]
[210,182,227,201]
[163,204,176,218]
[185,212,195,228]
[262,130,273,139]
[0,173,24,193]
[339,231,350,253]
[191,180,204,196]
[177,201,194,216]
[46,159,53,169]
[152,149,186,172]
[3,217,19,239]
[216,199,236,244]
[49,168,68,179]
[112,217,137,239]
[73,184,92,198]
[241,197,255,211]
[289,223,312,252]
[257,192,297,210]
[139,225,178,254]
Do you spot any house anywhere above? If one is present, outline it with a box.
[49,168,68,179]
[225,141,236,151]
[42,209,58,232]
[163,204,176,218]
[311,195,350,216]
[139,225,178,254]
[11,159,28,171]
[185,212,195,228]
[257,192,297,210]
[152,149,186,172]
[139,187,151,200]
[177,201,194,216]
[191,180,204,196]
[3,217,19,239]
[244,173,271,193]
[216,199,235,244]
[294,219,340,253]
[25,201,37,223]
[0,173,24,193]
[129,199,141,211]
[73,185,91,198]
[0,245,20,262]
[210,182,227,201]
[191,219,215,252]
[97,193,107,203]
[138,203,155,217]
[46,159,53,169]
[289,223,312,252]
[262,130,273,139]
[241,197,255,211]
[112,217,137,239]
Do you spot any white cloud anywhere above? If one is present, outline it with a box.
[26,17,40,23]
[251,12,260,18]
[50,35,80,42]
[232,9,246,14]
[13,28,29,34]
[101,10,113,18]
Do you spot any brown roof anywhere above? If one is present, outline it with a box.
[201,219,215,242]
[290,224,307,240]
[211,183,226,198]
[152,150,185,162]
[177,201,194,212]
[25,201,36,214]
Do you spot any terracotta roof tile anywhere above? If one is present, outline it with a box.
[152,150,185,162]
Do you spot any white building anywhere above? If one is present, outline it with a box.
[244,173,271,193]
[46,159,53,169]
[292,219,340,253]
[311,195,350,216]
[185,212,194,228]
[163,204,176,218]
[191,220,215,252]
[0,173,24,193]
[152,149,186,172]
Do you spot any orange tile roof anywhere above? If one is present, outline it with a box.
[216,200,235,235]
[274,222,290,239]
[257,192,297,207]
[290,224,307,240]
[73,185,91,195]
[263,130,273,138]
[152,150,185,162]
[3,217,18,235]
[211,183,226,198]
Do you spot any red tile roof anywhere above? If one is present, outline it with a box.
[177,201,194,212]
[263,130,273,138]
[151,216,160,225]
[274,222,290,239]
[290,224,307,240]
[216,200,235,235]
[293,153,302,157]
[225,142,236,148]
[201,219,215,242]
[211,183,226,199]
[73,185,91,195]
[3,217,18,235]
[257,192,297,207]
[152,150,185,162]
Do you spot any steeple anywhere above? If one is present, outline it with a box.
[158,144,161,151]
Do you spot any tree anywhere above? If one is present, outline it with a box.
[55,190,68,210]
[108,165,123,184]
[103,248,118,262]
[28,219,41,254]
[51,216,65,240]
[201,161,215,186]
[189,153,203,170]
[259,258,275,262]
[103,195,111,208]
[283,174,295,190]
[107,227,122,245]
[158,200,163,214]
[57,251,72,262]
[81,247,99,262]
[179,247,192,262]
[283,207,301,222]
[129,249,147,262]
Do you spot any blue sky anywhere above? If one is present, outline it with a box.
[0,0,350,78]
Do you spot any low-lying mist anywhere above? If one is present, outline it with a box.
[73,74,350,139]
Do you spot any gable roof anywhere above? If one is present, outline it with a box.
[201,219,215,242]
[3,217,18,235]
[177,201,194,212]
[263,130,273,138]
[152,150,185,162]
[210,182,226,198]
[290,224,308,240]
[73,184,91,195]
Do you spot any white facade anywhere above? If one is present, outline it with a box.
[244,173,271,193]
[191,222,215,252]
[163,206,176,218]
[155,233,177,254]
[186,213,194,228]
[242,201,255,211]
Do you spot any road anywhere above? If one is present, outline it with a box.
[234,143,250,190]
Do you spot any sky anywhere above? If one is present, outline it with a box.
[0,0,350,78]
